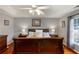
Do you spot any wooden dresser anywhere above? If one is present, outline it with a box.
[13,36,64,54]
[0,35,7,53]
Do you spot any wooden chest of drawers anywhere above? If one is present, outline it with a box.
[0,35,7,53]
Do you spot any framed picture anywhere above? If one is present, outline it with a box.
[32,19,41,27]
[4,20,9,25]
[62,21,65,28]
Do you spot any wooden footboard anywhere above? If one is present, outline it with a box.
[13,37,64,54]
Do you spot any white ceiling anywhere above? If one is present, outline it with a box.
[0,5,77,18]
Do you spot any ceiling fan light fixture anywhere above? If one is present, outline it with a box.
[29,10,35,15]
[19,5,49,16]
[29,9,44,15]
[35,9,44,15]
[35,9,41,15]
[29,9,33,13]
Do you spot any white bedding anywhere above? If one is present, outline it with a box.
[28,30,50,37]
[43,32,50,37]
[28,32,35,37]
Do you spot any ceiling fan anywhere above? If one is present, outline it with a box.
[19,5,49,15]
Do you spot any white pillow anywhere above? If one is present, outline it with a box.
[29,32,34,37]
[43,32,50,37]
[35,30,43,37]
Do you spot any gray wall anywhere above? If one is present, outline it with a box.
[14,18,59,35]
[0,9,14,45]
[59,17,68,46]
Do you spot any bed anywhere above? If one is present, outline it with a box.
[13,28,64,54]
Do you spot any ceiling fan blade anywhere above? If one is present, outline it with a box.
[29,9,33,13]
[19,8,32,10]
[37,6,49,9]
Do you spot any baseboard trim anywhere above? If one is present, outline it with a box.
[7,40,13,48]
[7,40,13,45]
[64,45,78,54]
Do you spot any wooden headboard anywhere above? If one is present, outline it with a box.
[28,28,49,32]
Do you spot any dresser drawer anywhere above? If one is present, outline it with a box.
[0,35,7,53]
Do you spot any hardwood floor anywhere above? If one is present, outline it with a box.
[2,43,13,54]
[64,47,76,54]
[2,43,76,54]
